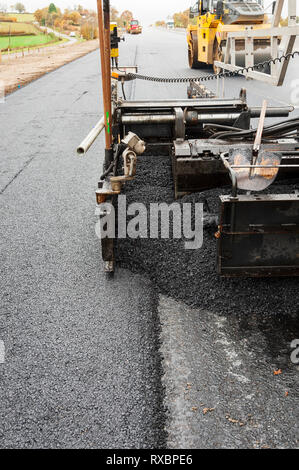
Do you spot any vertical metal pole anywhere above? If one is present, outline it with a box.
[103,0,112,153]
[221,76,225,98]
[277,0,297,86]
[245,27,254,70]
[96,0,114,273]
[271,34,278,78]
[224,37,231,64]
[231,38,236,66]
[271,0,284,27]
[96,0,113,167]
[270,0,283,78]
[288,0,296,26]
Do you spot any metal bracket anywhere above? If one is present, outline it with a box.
[174,107,185,139]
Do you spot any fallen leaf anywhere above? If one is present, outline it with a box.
[226,416,245,426]
[191,407,198,412]
[274,369,282,376]
[227,417,239,424]
[203,407,215,415]
[285,391,289,397]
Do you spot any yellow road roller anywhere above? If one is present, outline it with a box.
[187,0,274,73]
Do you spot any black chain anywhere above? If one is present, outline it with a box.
[127,51,299,83]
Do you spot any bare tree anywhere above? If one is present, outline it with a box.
[120,10,133,26]
[14,2,25,13]
[110,6,119,22]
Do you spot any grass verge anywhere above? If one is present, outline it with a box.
[0,34,60,52]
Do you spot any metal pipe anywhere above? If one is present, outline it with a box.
[122,115,176,124]
[187,113,241,123]
[121,107,294,127]
[122,113,242,125]
[231,164,299,168]
[77,117,105,155]
[96,1,107,142]
[250,106,294,117]
[189,108,294,120]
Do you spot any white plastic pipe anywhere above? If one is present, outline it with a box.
[77,116,105,155]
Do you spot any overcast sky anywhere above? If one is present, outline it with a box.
[12,1,283,26]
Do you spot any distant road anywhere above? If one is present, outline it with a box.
[41,26,78,45]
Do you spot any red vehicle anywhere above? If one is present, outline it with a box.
[127,19,142,34]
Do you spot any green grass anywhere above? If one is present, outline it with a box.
[7,13,35,22]
[0,21,40,35]
[0,34,57,51]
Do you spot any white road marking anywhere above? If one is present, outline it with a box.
[214,318,251,383]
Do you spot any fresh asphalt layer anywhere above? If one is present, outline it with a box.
[0,27,298,449]
[119,29,299,449]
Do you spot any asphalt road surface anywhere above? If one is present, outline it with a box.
[0,27,298,449]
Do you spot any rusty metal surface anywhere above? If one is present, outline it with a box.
[228,145,282,191]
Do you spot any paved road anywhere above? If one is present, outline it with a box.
[0,45,165,448]
[0,27,298,449]
[41,26,78,43]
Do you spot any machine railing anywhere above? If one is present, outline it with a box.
[214,0,298,85]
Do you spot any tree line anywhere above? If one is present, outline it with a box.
[0,3,27,13]
[33,4,136,40]
[110,6,135,27]
[156,9,193,28]
[33,4,99,40]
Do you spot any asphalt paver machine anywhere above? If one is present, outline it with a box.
[78,0,299,277]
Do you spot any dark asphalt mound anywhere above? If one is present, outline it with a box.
[115,154,299,316]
